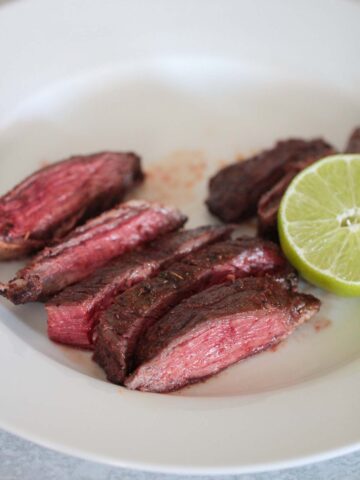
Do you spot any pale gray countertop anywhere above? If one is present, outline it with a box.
[1,0,360,478]
[1,429,360,480]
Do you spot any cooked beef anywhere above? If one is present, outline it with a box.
[269,262,298,291]
[257,172,294,238]
[46,225,233,349]
[207,138,335,223]
[257,140,335,237]
[0,152,143,260]
[0,201,186,304]
[126,277,320,393]
[345,127,360,153]
[93,237,291,384]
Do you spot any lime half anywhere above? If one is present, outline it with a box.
[278,154,360,296]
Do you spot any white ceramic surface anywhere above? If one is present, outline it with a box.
[0,0,359,474]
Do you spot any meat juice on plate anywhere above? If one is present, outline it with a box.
[2,125,358,392]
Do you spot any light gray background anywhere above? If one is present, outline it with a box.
[1,429,360,480]
[1,0,360,478]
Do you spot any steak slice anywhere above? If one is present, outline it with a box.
[345,127,360,153]
[93,237,291,384]
[257,172,295,238]
[257,139,334,237]
[0,201,186,304]
[0,151,143,260]
[126,277,320,393]
[206,138,335,223]
[46,225,233,349]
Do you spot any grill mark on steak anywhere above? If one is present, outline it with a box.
[93,237,292,385]
[0,151,143,260]
[345,127,360,153]
[1,201,186,304]
[126,277,320,393]
[257,139,335,238]
[206,138,335,223]
[46,225,233,349]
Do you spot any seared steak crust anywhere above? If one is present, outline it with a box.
[0,151,143,259]
[46,225,232,348]
[126,277,320,393]
[1,201,186,304]
[257,139,335,237]
[207,138,334,223]
[345,127,360,153]
[94,237,290,384]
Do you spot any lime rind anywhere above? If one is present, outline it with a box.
[279,154,360,296]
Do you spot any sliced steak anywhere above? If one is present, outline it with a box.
[93,237,291,384]
[0,152,143,260]
[257,139,335,237]
[126,277,320,393]
[207,138,335,223]
[46,225,233,349]
[0,201,186,304]
[345,127,360,153]
[257,172,294,239]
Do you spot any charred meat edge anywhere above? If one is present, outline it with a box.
[93,237,294,385]
[207,138,334,223]
[46,225,233,349]
[126,277,320,393]
[345,127,360,153]
[0,152,143,260]
[0,201,186,304]
[257,139,335,238]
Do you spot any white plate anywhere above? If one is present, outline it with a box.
[0,0,360,474]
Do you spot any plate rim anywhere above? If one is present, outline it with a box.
[1,0,360,474]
